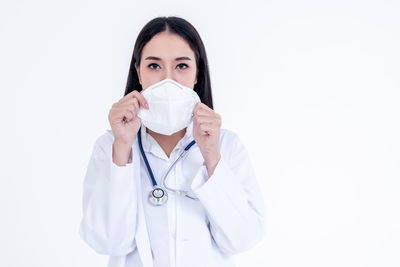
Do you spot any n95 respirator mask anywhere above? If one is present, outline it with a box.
[137,78,200,136]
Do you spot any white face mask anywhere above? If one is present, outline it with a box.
[137,78,200,136]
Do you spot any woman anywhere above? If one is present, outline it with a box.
[79,16,266,267]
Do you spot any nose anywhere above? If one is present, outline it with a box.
[162,66,176,81]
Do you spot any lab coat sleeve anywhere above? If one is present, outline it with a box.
[79,133,138,256]
[190,130,267,255]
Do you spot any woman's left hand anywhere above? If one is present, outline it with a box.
[193,102,222,177]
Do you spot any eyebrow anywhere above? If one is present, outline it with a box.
[144,56,192,61]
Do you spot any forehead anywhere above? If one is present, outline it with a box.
[141,31,195,60]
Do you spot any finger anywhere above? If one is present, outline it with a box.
[194,102,210,111]
[118,95,134,105]
[197,122,218,136]
[131,90,149,109]
[119,90,138,103]
[122,110,135,123]
[119,104,139,119]
[118,90,148,109]
[194,115,215,124]
[195,117,221,130]
[110,107,135,123]
[194,106,215,116]
[120,98,140,115]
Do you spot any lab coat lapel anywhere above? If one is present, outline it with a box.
[132,139,154,267]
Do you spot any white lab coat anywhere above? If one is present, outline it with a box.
[79,123,266,267]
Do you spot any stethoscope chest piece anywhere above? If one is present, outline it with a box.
[138,126,197,206]
[148,186,168,206]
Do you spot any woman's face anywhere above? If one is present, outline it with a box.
[136,31,198,90]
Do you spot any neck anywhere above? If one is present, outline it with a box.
[146,128,186,158]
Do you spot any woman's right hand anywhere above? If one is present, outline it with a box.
[108,90,148,148]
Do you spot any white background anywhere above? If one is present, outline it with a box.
[1,0,399,266]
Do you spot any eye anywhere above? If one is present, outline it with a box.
[148,63,161,69]
[176,63,188,70]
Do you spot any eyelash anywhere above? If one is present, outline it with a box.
[147,63,188,70]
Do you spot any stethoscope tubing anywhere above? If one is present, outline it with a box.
[137,127,198,204]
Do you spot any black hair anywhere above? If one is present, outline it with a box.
[124,16,214,109]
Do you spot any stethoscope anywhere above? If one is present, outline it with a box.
[137,127,199,206]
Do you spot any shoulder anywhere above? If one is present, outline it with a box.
[91,129,115,156]
[219,127,246,155]
[96,129,115,145]
[218,127,253,171]
[220,127,239,143]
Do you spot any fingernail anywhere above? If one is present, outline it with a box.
[145,103,149,109]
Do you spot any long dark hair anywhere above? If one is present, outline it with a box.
[124,16,214,109]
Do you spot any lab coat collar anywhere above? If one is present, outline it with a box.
[139,121,194,159]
